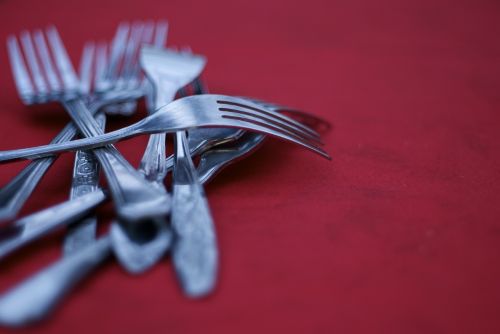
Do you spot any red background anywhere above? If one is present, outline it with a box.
[0,0,500,333]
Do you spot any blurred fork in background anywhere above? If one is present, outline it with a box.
[6,26,171,222]
[0,20,167,222]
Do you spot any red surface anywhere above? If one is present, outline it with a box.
[0,0,500,333]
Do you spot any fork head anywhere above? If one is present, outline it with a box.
[7,26,82,105]
[150,94,330,160]
[93,20,169,115]
[140,45,206,106]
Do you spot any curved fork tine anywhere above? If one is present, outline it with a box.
[221,115,331,160]
[222,111,323,148]
[218,105,323,145]
[217,100,321,140]
[248,98,332,132]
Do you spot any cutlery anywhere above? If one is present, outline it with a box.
[0,190,106,261]
[0,94,328,163]
[63,42,104,256]
[6,27,170,222]
[0,236,111,327]
[139,46,215,296]
[109,28,173,274]
[0,105,328,320]
[110,219,172,274]
[64,22,172,272]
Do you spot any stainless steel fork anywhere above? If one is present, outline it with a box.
[64,21,170,262]
[6,27,171,222]
[139,46,216,296]
[0,94,329,162]
[0,40,146,223]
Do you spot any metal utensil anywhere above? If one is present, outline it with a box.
[0,95,329,163]
[195,108,331,184]
[139,46,215,297]
[0,190,106,261]
[6,27,171,222]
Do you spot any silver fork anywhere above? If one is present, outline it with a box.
[104,22,173,274]
[99,20,168,116]
[0,94,329,162]
[0,105,329,325]
[140,46,216,296]
[6,27,171,222]
[195,108,331,184]
[140,46,215,296]
[64,21,171,268]
[0,22,157,223]
[63,41,104,256]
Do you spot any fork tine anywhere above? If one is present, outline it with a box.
[153,20,168,47]
[120,22,145,79]
[217,101,322,144]
[94,43,108,90]
[19,31,49,99]
[6,35,36,103]
[221,108,323,147]
[128,20,154,80]
[33,30,62,93]
[217,100,321,140]
[45,26,80,92]
[107,22,130,81]
[221,114,331,159]
[219,105,322,145]
[78,42,95,95]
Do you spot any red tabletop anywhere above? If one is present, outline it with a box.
[0,0,499,333]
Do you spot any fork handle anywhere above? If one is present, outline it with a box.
[63,112,105,255]
[0,236,111,327]
[171,131,218,297]
[0,190,106,261]
[0,100,104,222]
[62,99,171,222]
[138,133,167,182]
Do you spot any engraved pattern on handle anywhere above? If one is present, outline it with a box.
[0,100,102,221]
[138,81,177,182]
[171,131,218,297]
[0,95,330,162]
[63,112,106,255]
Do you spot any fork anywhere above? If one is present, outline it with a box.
[140,46,216,296]
[0,94,329,162]
[97,20,168,116]
[0,104,329,323]
[0,25,151,223]
[64,21,170,265]
[6,27,171,222]
[63,41,103,256]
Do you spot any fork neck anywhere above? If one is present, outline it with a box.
[151,76,180,109]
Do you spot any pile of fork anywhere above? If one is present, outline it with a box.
[0,20,330,327]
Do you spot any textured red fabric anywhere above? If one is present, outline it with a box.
[0,0,499,333]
